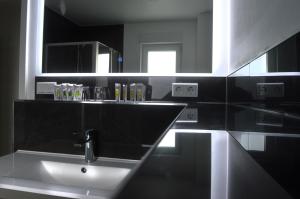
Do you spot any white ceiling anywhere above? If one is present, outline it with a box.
[45,0,212,26]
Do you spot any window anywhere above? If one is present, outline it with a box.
[250,53,267,75]
[96,53,110,74]
[141,43,182,74]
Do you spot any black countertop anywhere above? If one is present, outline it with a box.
[114,103,300,199]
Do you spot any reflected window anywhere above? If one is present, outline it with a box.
[250,54,267,75]
[240,134,266,151]
[148,51,176,74]
[97,53,110,74]
[158,130,176,148]
[141,43,181,74]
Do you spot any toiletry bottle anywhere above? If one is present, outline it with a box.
[136,83,145,101]
[130,83,136,102]
[74,84,83,101]
[82,87,90,101]
[54,83,62,101]
[94,87,107,100]
[94,87,101,100]
[67,83,75,101]
[122,84,128,101]
[62,83,68,101]
[115,83,121,101]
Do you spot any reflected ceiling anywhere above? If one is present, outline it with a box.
[45,0,212,26]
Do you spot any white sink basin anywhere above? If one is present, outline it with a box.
[40,161,130,190]
[0,151,138,199]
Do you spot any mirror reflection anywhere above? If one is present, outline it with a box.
[230,32,300,76]
[43,0,213,74]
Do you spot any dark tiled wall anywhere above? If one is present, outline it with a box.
[227,76,300,104]
[35,76,226,102]
[14,100,183,160]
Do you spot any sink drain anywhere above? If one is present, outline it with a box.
[81,167,87,173]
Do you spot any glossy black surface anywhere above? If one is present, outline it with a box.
[227,103,300,133]
[172,103,226,130]
[115,130,291,199]
[116,131,213,199]
[229,131,300,199]
[227,75,300,103]
[266,32,300,72]
[14,100,184,160]
[226,103,300,199]
[114,103,300,199]
[35,76,226,102]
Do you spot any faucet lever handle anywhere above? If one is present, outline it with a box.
[74,129,95,145]
[74,129,97,148]
[85,129,96,136]
[84,129,97,140]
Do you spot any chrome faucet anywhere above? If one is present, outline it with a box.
[84,129,97,163]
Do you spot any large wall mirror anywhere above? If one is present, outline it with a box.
[43,0,213,74]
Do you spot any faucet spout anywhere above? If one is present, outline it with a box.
[84,129,97,163]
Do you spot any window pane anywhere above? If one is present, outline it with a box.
[158,130,176,148]
[250,53,267,75]
[147,51,176,74]
[97,53,110,73]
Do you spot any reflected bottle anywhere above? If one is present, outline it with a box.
[136,83,146,101]
[115,83,121,101]
[130,83,136,102]
[122,84,128,102]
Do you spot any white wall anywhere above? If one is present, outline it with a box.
[229,0,300,74]
[123,19,212,73]
[197,11,212,73]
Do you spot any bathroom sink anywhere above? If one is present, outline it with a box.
[40,161,130,190]
[0,150,138,198]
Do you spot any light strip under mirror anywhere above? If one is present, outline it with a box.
[38,73,224,77]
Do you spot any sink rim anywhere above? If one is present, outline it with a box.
[0,150,139,199]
